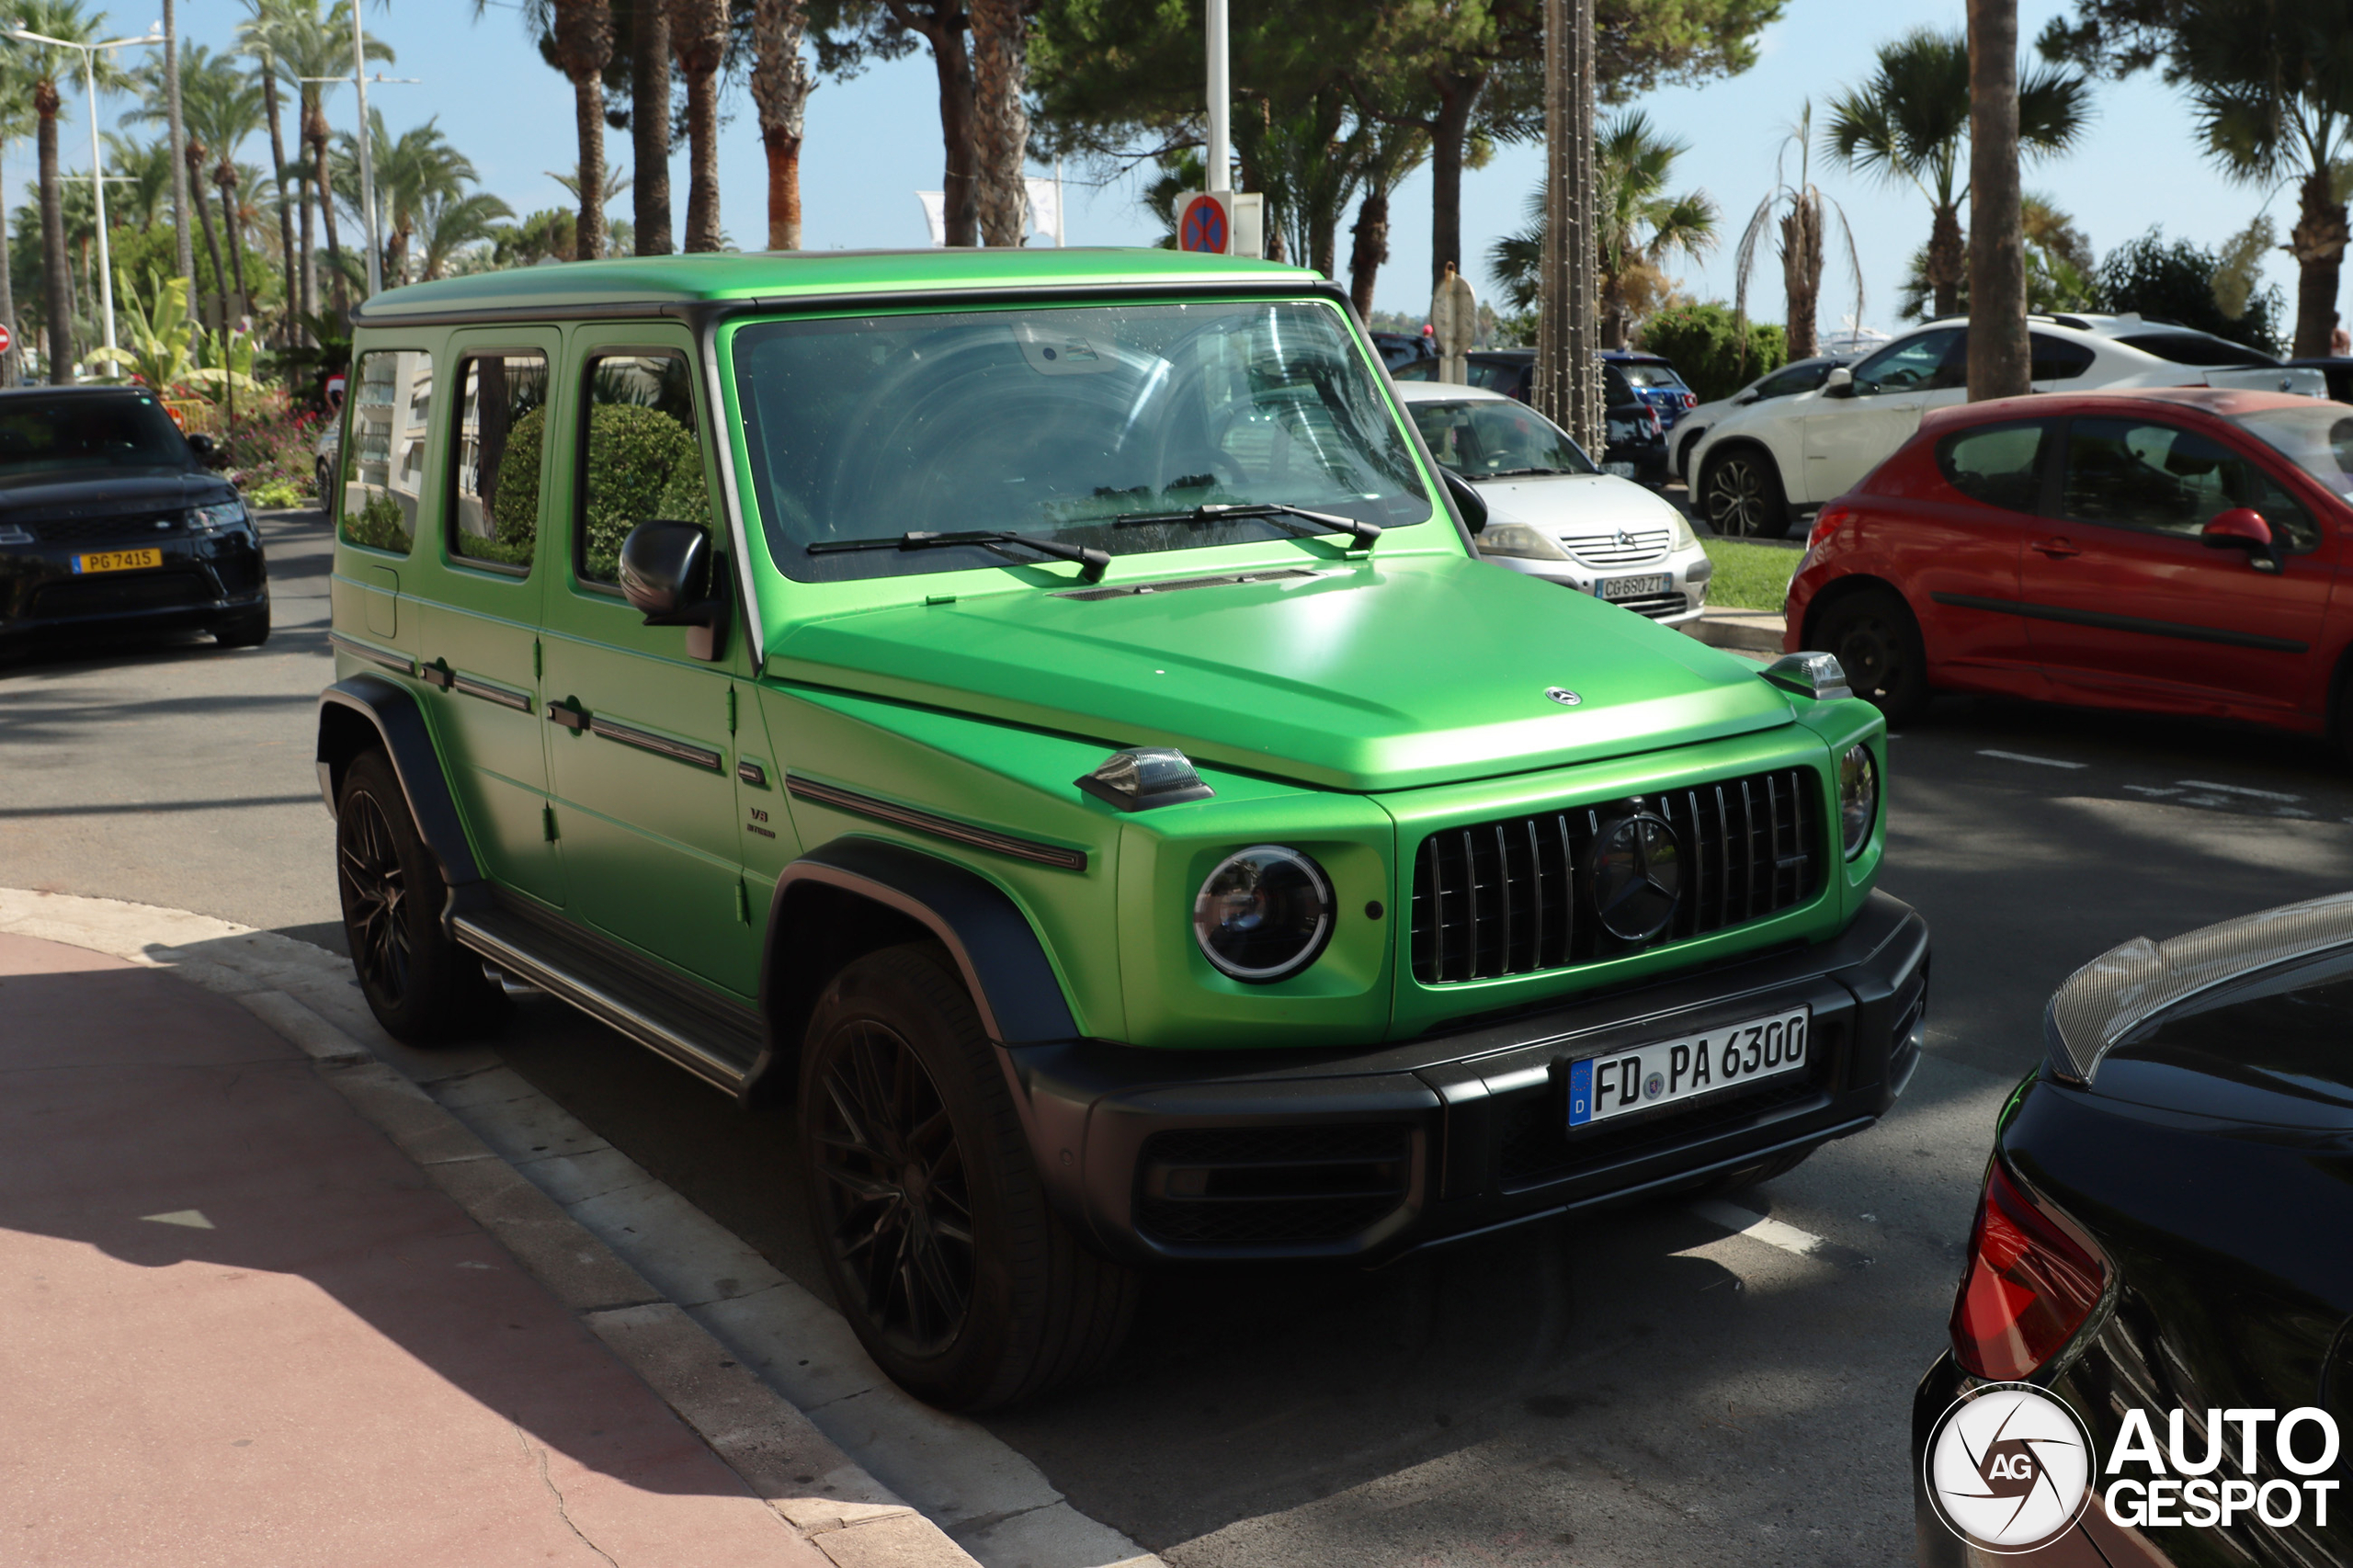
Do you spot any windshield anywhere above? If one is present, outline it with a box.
[0,392,190,476]
[733,301,1435,582]
[2235,404,2353,499]
[1408,398,1597,478]
[1614,360,1686,390]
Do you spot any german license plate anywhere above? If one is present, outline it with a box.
[1597,573,1670,601]
[1568,1006,1811,1128]
[74,548,163,574]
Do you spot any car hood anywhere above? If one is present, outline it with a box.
[764,552,1793,792]
[1476,473,1683,535]
[0,467,228,521]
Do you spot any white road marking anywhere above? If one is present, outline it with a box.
[2123,784,2181,797]
[1688,1199,1825,1258]
[141,1209,214,1229]
[2177,779,2302,802]
[1978,749,2086,769]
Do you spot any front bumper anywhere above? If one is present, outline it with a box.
[0,532,267,642]
[1006,890,1928,1267]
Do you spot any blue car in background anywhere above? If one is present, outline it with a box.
[1599,351,1697,429]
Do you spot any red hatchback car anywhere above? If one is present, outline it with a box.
[1784,388,2353,743]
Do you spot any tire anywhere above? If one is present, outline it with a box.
[1699,448,1790,539]
[1813,586,1930,724]
[211,602,270,649]
[335,749,509,1044]
[800,942,1137,1411]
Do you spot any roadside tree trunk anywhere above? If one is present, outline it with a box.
[217,164,251,321]
[970,0,1034,246]
[1779,194,1822,360]
[1967,0,2029,399]
[2290,166,2348,359]
[553,0,615,261]
[668,0,728,252]
[188,139,227,335]
[1926,200,1966,320]
[260,69,299,346]
[164,0,195,322]
[1347,187,1391,318]
[751,0,813,249]
[0,141,18,384]
[631,0,674,255]
[36,85,67,384]
[892,2,976,246]
[307,105,347,319]
[1426,72,1484,290]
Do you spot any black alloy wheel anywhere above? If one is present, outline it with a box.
[811,1017,976,1358]
[1701,449,1789,539]
[339,786,413,1009]
[1814,586,1929,723]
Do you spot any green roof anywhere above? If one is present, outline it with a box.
[353,247,1324,321]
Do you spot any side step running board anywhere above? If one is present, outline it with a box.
[452,911,757,1094]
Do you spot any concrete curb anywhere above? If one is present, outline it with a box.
[1688,607,1787,654]
[0,888,1156,1568]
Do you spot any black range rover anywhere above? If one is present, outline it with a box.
[0,387,268,657]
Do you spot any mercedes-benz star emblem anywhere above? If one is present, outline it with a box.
[1594,812,1682,942]
[1616,529,1634,548]
[1545,687,1582,707]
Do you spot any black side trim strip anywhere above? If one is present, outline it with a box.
[589,714,724,771]
[451,673,533,711]
[1930,592,2310,653]
[786,774,1089,872]
[328,630,416,676]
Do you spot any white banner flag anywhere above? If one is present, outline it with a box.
[915,189,947,246]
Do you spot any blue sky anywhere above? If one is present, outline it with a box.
[30,0,2306,337]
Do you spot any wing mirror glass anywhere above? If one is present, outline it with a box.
[1822,366,1855,398]
[2201,507,2283,573]
[1441,468,1488,535]
[619,519,731,658]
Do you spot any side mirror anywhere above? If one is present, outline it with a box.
[619,519,732,659]
[1441,468,1488,535]
[1821,366,1855,398]
[1735,391,1757,405]
[2201,507,2284,574]
[186,432,225,469]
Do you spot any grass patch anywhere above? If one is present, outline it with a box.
[1702,538,1798,613]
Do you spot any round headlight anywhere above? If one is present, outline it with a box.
[1192,846,1334,983]
[1839,744,1878,859]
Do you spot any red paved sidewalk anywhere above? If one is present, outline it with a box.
[0,931,832,1568]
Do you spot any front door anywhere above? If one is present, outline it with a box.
[539,324,761,998]
[2021,415,2335,715]
[1906,416,2052,675]
[1801,328,1965,503]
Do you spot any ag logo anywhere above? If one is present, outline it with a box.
[1924,1383,2095,1554]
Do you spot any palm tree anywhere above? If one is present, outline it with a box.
[0,66,37,383]
[236,0,303,345]
[549,0,612,261]
[969,0,1032,246]
[750,0,813,250]
[1733,104,1863,362]
[100,131,174,230]
[1487,111,1720,349]
[1824,28,2089,320]
[416,187,511,278]
[16,0,123,382]
[667,0,726,251]
[547,158,624,255]
[273,1,387,319]
[335,111,477,284]
[1347,117,1430,320]
[133,46,259,331]
[630,0,670,254]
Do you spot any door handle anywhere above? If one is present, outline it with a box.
[2031,538,2080,559]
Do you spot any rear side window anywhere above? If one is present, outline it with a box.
[1938,421,2050,513]
[2061,417,2318,550]
[1754,360,1832,400]
[2114,330,2274,369]
[576,351,711,586]
[338,348,433,555]
[2029,335,2095,382]
[449,351,549,572]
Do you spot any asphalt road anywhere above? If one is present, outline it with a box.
[14,507,2353,1566]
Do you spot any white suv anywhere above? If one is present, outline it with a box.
[1687,313,2325,536]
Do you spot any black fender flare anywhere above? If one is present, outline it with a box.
[316,674,484,905]
[754,836,1080,1095]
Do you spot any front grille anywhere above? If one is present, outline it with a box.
[1562,526,1672,567]
[1133,1124,1412,1246]
[1409,766,1823,984]
[24,512,186,543]
[1606,591,1689,619]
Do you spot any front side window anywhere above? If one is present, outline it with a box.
[1850,329,1962,397]
[339,348,433,554]
[2061,417,2318,550]
[1755,360,1834,400]
[1409,398,1597,478]
[578,352,710,586]
[733,301,1435,583]
[449,351,548,571]
[0,392,188,474]
[1937,420,2050,513]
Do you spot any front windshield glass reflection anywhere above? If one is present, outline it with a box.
[0,392,190,477]
[1408,397,1597,478]
[2235,404,2353,499]
[732,301,1434,582]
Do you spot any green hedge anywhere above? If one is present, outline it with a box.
[1637,303,1788,405]
[493,403,711,582]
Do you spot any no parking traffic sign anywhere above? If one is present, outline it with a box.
[1177,192,1230,254]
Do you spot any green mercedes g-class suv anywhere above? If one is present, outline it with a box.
[317,249,1927,1410]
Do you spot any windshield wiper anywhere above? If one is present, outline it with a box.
[806,529,1111,583]
[1108,501,1381,549]
[1482,465,1583,478]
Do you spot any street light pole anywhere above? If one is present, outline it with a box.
[298,69,418,297]
[1204,0,1227,196]
[11,23,161,370]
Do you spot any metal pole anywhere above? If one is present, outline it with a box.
[84,45,117,358]
[1054,159,1064,245]
[350,6,380,297]
[1204,0,1229,195]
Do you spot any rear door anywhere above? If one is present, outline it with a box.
[1801,328,1965,503]
[2021,415,2335,714]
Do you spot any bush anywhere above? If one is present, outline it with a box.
[2092,228,2286,356]
[494,403,710,582]
[1636,303,1787,404]
[222,390,326,503]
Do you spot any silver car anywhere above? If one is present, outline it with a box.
[1396,380,1711,626]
